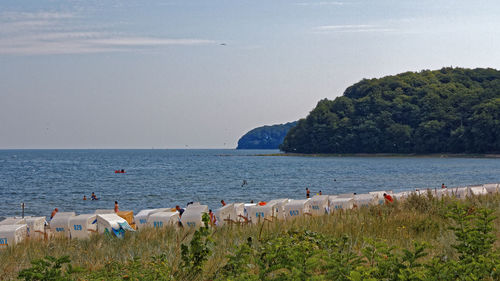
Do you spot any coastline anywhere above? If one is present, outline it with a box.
[256,152,500,158]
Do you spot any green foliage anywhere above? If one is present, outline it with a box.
[18,256,79,281]
[280,67,500,154]
[179,213,214,278]
[435,202,500,280]
[217,202,500,281]
[218,238,258,280]
[83,254,173,281]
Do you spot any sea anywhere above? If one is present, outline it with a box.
[0,149,499,219]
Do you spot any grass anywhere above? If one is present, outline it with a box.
[3,193,500,280]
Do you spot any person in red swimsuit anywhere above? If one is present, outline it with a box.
[383,193,394,203]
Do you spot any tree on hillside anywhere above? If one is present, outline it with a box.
[280,67,500,154]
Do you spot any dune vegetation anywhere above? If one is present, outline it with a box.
[3,193,500,280]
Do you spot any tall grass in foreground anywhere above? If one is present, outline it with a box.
[3,193,500,280]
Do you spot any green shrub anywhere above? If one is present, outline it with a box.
[18,256,80,281]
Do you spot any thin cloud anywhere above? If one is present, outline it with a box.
[0,11,216,55]
[0,11,75,21]
[0,33,216,55]
[89,37,215,47]
[295,1,345,6]
[314,24,394,33]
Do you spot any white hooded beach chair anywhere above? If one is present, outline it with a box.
[135,208,171,229]
[0,217,26,225]
[451,187,469,199]
[307,195,330,216]
[329,197,354,211]
[353,193,376,208]
[180,204,209,228]
[215,203,245,225]
[96,214,134,238]
[69,214,97,239]
[483,183,499,194]
[0,224,28,248]
[246,203,276,224]
[469,185,488,196]
[283,199,311,220]
[242,203,256,222]
[430,188,450,199]
[266,199,290,220]
[25,217,47,239]
[50,212,76,238]
[147,212,180,228]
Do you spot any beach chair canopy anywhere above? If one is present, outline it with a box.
[451,187,470,199]
[215,203,245,225]
[96,214,134,238]
[117,211,135,229]
[181,204,209,228]
[353,193,376,208]
[246,202,278,223]
[25,217,47,239]
[329,197,354,210]
[147,211,180,228]
[50,212,76,238]
[284,199,311,219]
[135,208,171,229]
[0,224,28,248]
[69,214,97,239]
[0,217,26,225]
[469,186,488,196]
[483,183,499,194]
[308,195,330,216]
[266,199,290,220]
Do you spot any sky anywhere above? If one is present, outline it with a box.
[1,0,500,149]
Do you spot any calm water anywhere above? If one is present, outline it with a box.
[0,149,499,218]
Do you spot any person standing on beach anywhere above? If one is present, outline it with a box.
[221,200,226,206]
[50,208,58,220]
[383,193,394,204]
[441,183,446,189]
[208,209,217,226]
[114,201,119,213]
[306,188,310,198]
[176,205,185,217]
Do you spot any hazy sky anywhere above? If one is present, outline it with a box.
[1,0,500,149]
